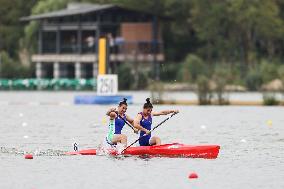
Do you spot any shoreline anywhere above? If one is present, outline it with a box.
[0,90,283,106]
[156,99,284,106]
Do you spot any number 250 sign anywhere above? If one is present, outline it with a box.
[97,74,118,96]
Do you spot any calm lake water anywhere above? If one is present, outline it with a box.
[0,91,283,189]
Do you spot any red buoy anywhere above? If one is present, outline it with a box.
[25,154,33,159]
[188,172,198,179]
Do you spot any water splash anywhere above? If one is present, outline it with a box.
[95,141,119,156]
[0,146,66,156]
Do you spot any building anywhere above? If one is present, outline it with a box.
[21,3,165,80]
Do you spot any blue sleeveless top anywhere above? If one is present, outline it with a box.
[139,112,152,138]
[114,113,126,134]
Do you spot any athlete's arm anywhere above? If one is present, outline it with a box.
[106,107,117,120]
[134,114,150,134]
[126,115,138,133]
[106,107,116,116]
[152,110,179,116]
[125,115,134,126]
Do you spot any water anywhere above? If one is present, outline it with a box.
[0,91,283,189]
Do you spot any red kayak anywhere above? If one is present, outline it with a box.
[66,143,220,159]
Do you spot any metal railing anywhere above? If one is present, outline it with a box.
[41,41,163,55]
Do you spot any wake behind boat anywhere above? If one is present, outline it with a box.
[66,143,220,159]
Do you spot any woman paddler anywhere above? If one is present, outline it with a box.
[134,98,179,146]
[106,98,137,147]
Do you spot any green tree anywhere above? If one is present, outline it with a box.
[196,75,212,105]
[212,65,230,104]
[245,69,263,91]
[0,51,32,78]
[23,0,73,51]
[117,63,134,90]
[179,54,207,82]
[259,60,278,83]
[190,0,284,64]
[0,0,38,58]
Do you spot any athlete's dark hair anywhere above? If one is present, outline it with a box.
[143,98,153,109]
[119,98,128,106]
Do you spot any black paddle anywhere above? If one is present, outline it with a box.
[118,114,138,134]
[121,112,178,154]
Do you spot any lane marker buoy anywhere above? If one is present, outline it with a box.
[102,117,107,124]
[188,172,198,179]
[266,120,272,127]
[25,154,33,159]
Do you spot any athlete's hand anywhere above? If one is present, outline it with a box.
[133,128,139,134]
[144,129,151,135]
[173,110,179,113]
[107,107,117,116]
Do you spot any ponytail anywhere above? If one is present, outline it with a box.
[119,98,128,106]
[143,98,153,109]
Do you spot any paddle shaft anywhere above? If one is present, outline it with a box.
[122,112,178,153]
[118,114,136,132]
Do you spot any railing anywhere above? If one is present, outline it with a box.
[41,41,163,55]
[0,78,96,90]
[113,41,163,55]
[42,42,56,53]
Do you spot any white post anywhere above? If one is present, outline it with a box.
[53,62,60,79]
[93,62,98,78]
[0,54,2,78]
[75,62,81,79]
[36,62,42,79]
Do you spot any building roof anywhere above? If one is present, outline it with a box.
[20,3,119,21]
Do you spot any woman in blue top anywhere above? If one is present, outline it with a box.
[134,98,179,146]
[106,98,136,147]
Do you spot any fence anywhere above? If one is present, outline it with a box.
[0,78,96,90]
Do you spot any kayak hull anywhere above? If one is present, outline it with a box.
[66,143,220,159]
